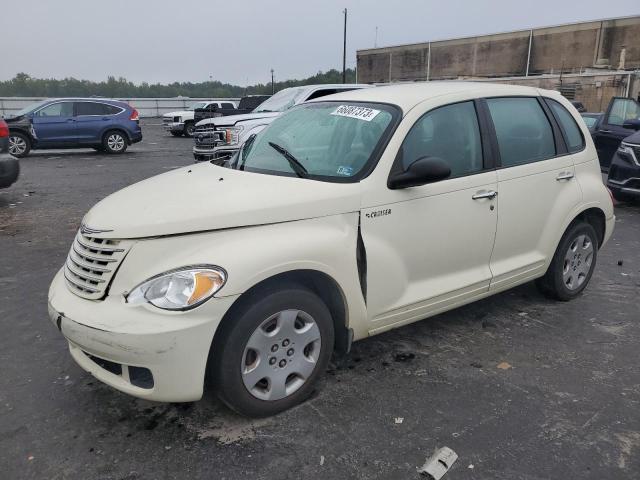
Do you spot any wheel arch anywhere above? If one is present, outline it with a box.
[570,207,606,248]
[208,269,351,377]
[101,127,132,144]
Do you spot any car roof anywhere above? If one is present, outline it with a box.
[309,81,551,113]
[43,97,128,105]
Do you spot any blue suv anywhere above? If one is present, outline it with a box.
[5,98,142,157]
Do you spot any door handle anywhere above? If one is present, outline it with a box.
[472,190,498,200]
[556,172,574,181]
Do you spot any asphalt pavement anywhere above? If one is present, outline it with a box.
[1,121,639,479]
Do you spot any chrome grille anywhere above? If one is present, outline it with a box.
[64,230,131,300]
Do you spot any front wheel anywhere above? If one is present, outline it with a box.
[183,122,195,137]
[103,131,128,154]
[8,132,31,158]
[536,222,598,301]
[212,286,334,417]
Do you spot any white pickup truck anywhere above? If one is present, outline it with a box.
[163,100,238,137]
[192,84,370,162]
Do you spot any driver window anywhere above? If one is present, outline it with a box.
[401,101,483,177]
[607,98,640,127]
[36,102,74,117]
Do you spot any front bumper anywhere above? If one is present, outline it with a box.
[163,121,185,133]
[607,148,640,198]
[193,145,238,163]
[48,268,239,402]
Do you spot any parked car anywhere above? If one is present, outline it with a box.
[571,101,586,113]
[0,119,19,188]
[163,100,238,137]
[580,96,640,170]
[607,125,640,202]
[6,98,141,158]
[48,82,614,417]
[193,84,371,162]
[193,95,271,124]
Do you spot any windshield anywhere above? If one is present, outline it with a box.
[12,100,50,117]
[233,101,398,182]
[253,87,308,113]
[186,101,208,110]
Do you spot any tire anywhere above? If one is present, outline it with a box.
[8,132,31,158]
[0,158,20,188]
[170,131,183,137]
[536,222,598,301]
[212,285,334,417]
[183,122,195,137]
[102,130,128,154]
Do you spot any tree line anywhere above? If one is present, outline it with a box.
[0,69,358,98]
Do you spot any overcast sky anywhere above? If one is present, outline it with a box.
[4,0,639,85]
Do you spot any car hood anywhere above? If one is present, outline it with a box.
[163,110,192,118]
[82,162,361,239]
[196,111,280,127]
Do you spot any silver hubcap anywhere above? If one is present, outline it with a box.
[9,136,26,155]
[563,234,594,290]
[241,309,321,401]
[186,125,194,135]
[107,134,125,151]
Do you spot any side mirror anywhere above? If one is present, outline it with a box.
[623,119,640,131]
[388,156,451,190]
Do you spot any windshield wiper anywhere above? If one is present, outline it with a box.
[268,142,308,178]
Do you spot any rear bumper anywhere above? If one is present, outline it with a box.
[0,154,19,189]
[48,268,239,402]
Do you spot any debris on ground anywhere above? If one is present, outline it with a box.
[417,446,458,479]
[497,362,512,370]
[618,260,624,266]
[394,417,404,424]
[394,352,415,362]
[320,455,325,466]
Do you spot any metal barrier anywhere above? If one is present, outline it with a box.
[0,97,240,118]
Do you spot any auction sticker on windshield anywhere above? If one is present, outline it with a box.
[331,105,381,122]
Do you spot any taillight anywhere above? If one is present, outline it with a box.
[129,109,139,121]
[0,120,8,138]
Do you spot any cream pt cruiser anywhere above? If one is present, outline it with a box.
[48,83,614,417]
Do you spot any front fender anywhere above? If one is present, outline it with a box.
[109,213,368,339]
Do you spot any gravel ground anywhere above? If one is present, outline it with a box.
[1,121,639,479]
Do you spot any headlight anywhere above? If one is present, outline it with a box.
[223,126,244,145]
[126,266,227,311]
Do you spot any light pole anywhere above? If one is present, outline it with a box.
[271,69,275,94]
[342,9,347,83]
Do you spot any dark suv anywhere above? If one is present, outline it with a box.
[0,119,19,188]
[6,98,142,157]
[607,128,640,202]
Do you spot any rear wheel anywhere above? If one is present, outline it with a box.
[183,122,195,137]
[212,285,334,417]
[536,222,598,301]
[102,131,128,154]
[8,132,31,158]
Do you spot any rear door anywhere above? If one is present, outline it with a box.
[486,96,582,292]
[31,101,76,145]
[593,97,640,169]
[75,102,122,144]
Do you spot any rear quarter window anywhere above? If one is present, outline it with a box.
[546,99,585,153]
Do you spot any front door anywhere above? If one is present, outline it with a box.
[593,97,640,170]
[31,101,76,146]
[361,100,498,334]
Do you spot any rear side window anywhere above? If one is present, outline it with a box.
[547,99,584,153]
[607,98,640,126]
[487,97,555,167]
[76,102,122,115]
[401,101,483,177]
[221,102,235,109]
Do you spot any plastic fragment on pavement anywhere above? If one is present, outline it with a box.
[417,446,458,479]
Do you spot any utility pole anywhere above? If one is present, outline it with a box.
[270,69,274,94]
[374,26,378,48]
[342,8,347,84]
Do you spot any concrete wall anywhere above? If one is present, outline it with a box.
[357,16,640,83]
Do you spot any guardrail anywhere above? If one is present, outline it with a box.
[0,97,241,118]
